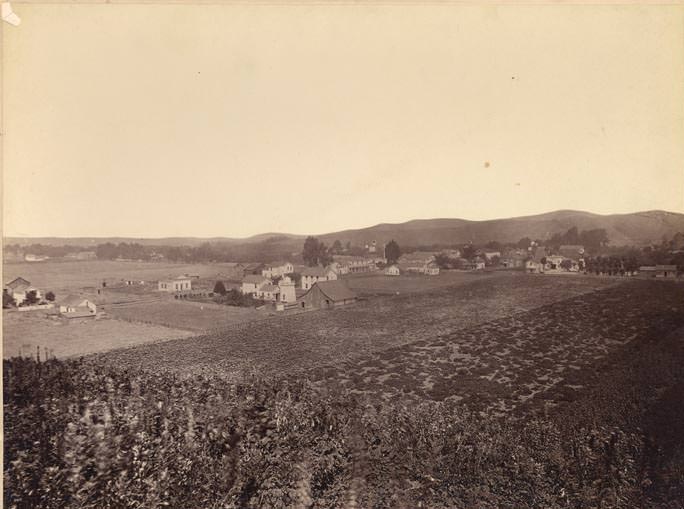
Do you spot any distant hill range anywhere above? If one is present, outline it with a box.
[5,210,684,250]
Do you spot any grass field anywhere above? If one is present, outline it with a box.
[2,260,240,294]
[2,310,191,359]
[343,269,502,295]
[106,299,271,332]
[96,275,619,382]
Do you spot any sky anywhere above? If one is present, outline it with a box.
[3,3,684,238]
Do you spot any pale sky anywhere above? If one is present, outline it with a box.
[3,3,684,238]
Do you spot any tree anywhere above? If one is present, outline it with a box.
[45,291,55,302]
[213,281,227,296]
[303,237,320,266]
[23,290,39,306]
[331,240,343,254]
[302,237,333,267]
[385,240,401,265]
[462,245,476,260]
[485,241,502,251]
[580,229,609,254]
[3,291,15,309]
[517,237,532,249]
[435,253,453,269]
[285,272,302,286]
[560,259,573,271]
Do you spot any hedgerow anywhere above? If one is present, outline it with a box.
[3,356,661,509]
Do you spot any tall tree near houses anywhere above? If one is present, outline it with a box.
[302,236,333,267]
[384,240,401,265]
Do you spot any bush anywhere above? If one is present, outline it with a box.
[3,357,663,509]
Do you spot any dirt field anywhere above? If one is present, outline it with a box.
[2,310,192,359]
[106,299,271,332]
[343,270,501,295]
[2,260,240,294]
[96,275,619,381]
[308,280,684,416]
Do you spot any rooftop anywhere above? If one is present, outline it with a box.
[312,280,357,302]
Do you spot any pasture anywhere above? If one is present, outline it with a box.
[2,260,240,294]
[343,269,502,295]
[2,310,191,359]
[107,299,271,332]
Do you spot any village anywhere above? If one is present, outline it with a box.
[4,233,683,363]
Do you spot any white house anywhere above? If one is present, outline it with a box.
[158,276,192,293]
[397,252,438,274]
[4,277,42,303]
[385,265,400,276]
[261,261,294,279]
[301,266,338,290]
[329,261,350,275]
[425,262,440,275]
[482,251,501,261]
[241,275,271,295]
[59,295,97,318]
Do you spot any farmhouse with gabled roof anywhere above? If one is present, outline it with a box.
[297,280,357,310]
[59,295,97,318]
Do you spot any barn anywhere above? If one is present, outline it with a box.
[297,280,357,310]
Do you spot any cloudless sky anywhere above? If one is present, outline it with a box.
[3,3,683,238]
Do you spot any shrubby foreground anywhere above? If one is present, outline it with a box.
[5,354,683,509]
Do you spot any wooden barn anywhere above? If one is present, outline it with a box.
[297,280,357,310]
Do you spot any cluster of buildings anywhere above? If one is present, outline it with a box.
[387,252,440,276]
[525,245,586,274]
[3,277,98,318]
[238,261,357,310]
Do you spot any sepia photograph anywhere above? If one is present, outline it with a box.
[2,1,684,507]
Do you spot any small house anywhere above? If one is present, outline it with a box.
[241,275,271,294]
[297,280,357,310]
[639,265,678,278]
[301,266,338,290]
[158,276,192,293]
[425,262,440,275]
[261,261,294,279]
[385,265,400,276]
[256,284,280,301]
[59,295,97,318]
[4,277,42,303]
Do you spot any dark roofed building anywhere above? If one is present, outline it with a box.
[638,265,678,278]
[297,280,357,310]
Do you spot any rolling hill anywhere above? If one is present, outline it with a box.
[5,210,684,251]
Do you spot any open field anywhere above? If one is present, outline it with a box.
[96,275,618,381]
[107,299,271,332]
[343,269,501,295]
[2,310,192,358]
[2,260,240,294]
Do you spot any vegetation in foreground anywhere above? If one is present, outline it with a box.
[5,353,684,509]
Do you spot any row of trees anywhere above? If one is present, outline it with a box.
[302,237,402,266]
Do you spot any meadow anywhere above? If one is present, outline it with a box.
[2,311,192,359]
[343,269,500,295]
[2,260,239,294]
[107,299,271,333]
